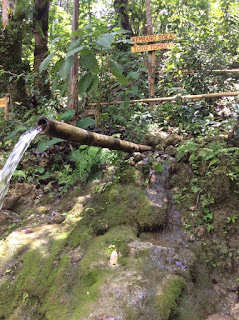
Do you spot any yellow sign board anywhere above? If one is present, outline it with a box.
[131,34,176,44]
[0,97,7,108]
[131,43,173,53]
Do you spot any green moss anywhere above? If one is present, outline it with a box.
[0,234,69,319]
[72,226,137,319]
[120,167,140,184]
[67,224,92,248]
[79,226,136,273]
[0,224,136,320]
[155,275,186,320]
[83,183,167,234]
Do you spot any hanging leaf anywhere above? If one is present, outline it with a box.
[88,75,99,93]
[96,33,115,49]
[108,59,128,85]
[108,59,123,75]
[114,73,128,85]
[51,58,64,74]
[78,72,93,95]
[39,51,56,74]
[76,117,96,129]
[79,54,99,73]
[59,56,74,80]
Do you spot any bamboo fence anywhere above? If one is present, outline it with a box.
[88,91,239,107]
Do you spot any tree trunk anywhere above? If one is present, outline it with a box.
[114,0,133,34]
[68,0,79,111]
[1,0,28,107]
[33,0,51,98]
[145,0,156,109]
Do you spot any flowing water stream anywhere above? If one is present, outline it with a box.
[0,127,41,210]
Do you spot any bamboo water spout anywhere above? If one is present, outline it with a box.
[37,117,153,153]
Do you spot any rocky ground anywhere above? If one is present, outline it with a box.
[0,131,238,320]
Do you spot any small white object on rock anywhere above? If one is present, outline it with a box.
[109,250,118,266]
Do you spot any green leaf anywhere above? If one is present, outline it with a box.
[68,38,82,50]
[79,54,99,73]
[13,170,26,178]
[65,45,84,59]
[131,84,139,94]
[36,141,49,153]
[36,138,65,152]
[114,73,128,85]
[97,33,114,48]
[39,51,56,74]
[47,138,65,147]
[76,117,96,129]
[59,109,76,122]
[88,75,99,93]
[50,37,62,47]
[127,71,140,80]
[37,167,45,174]
[108,59,128,85]
[58,56,74,80]
[108,59,123,75]
[78,72,93,95]
[4,125,27,141]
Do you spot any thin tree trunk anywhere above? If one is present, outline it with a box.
[33,0,51,98]
[145,0,156,110]
[1,0,28,107]
[68,0,79,111]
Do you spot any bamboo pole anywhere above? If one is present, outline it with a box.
[156,69,239,74]
[37,117,153,153]
[87,91,239,107]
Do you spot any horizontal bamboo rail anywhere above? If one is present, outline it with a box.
[156,69,239,75]
[37,117,152,153]
[88,91,239,107]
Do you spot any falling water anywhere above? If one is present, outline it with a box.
[0,127,41,210]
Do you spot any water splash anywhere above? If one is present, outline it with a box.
[0,127,41,210]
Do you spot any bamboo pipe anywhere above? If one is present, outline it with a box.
[37,117,152,153]
[88,91,239,107]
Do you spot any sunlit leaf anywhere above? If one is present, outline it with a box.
[97,33,114,48]
[39,51,56,74]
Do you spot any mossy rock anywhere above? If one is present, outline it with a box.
[0,224,136,320]
[155,275,186,320]
[82,183,167,235]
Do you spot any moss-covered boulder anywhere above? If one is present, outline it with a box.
[82,183,167,235]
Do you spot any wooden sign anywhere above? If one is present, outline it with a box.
[131,43,173,53]
[0,96,7,108]
[0,95,10,120]
[131,34,176,44]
